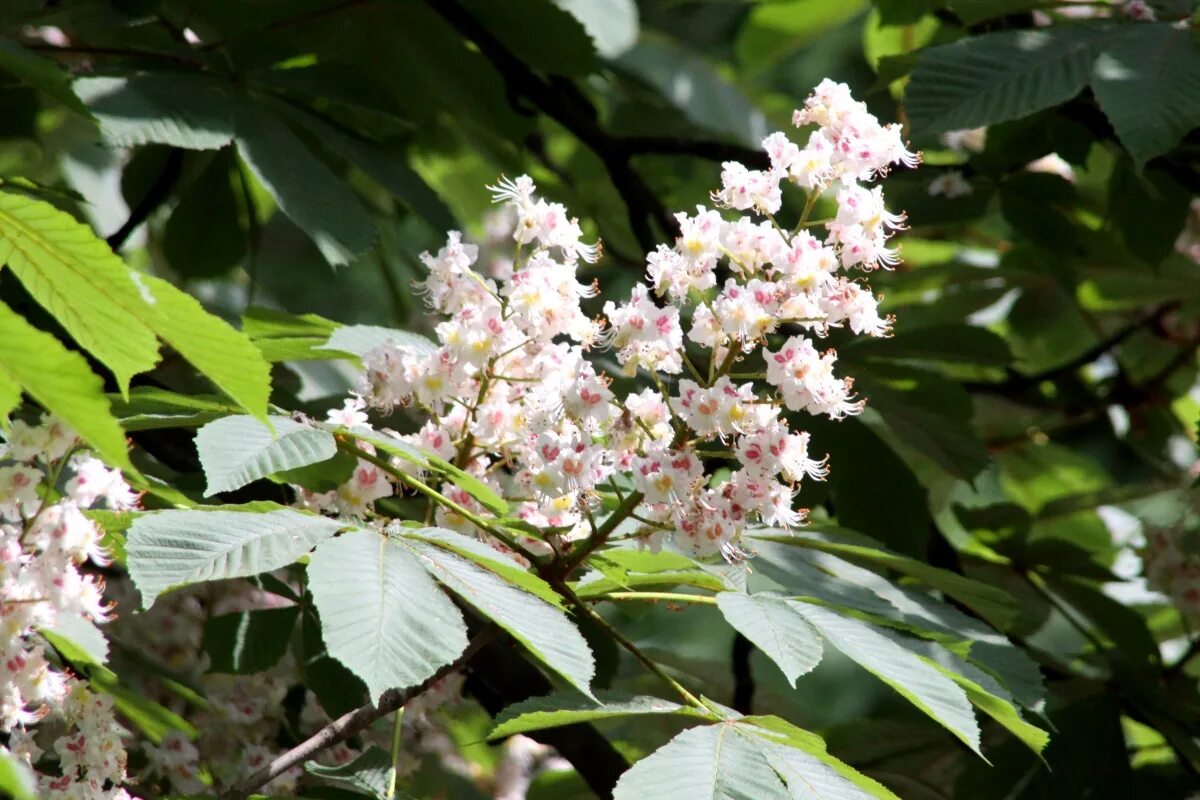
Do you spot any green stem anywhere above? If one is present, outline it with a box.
[338,440,539,563]
[559,490,645,576]
[388,707,404,799]
[555,579,706,709]
[601,591,717,606]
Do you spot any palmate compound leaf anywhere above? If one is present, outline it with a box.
[307,529,469,704]
[0,300,133,472]
[126,505,344,607]
[0,190,270,416]
[716,592,823,687]
[488,691,706,740]
[195,414,337,496]
[613,719,897,800]
[790,603,983,756]
[398,534,595,697]
[906,25,1115,139]
[74,73,234,150]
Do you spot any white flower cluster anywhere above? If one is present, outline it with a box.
[324,81,915,561]
[1142,527,1200,624]
[0,414,142,800]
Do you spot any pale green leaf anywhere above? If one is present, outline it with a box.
[554,0,639,59]
[716,592,823,687]
[791,603,982,755]
[402,537,595,697]
[0,300,132,471]
[319,324,438,359]
[304,746,395,800]
[490,691,702,740]
[126,506,343,606]
[398,526,562,607]
[308,530,468,703]
[74,73,234,149]
[195,415,337,496]
[0,749,37,800]
[41,614,109,666]
[0,189,160,392]
[613,723,791,800]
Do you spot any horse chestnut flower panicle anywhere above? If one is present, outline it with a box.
[318,81,915,563]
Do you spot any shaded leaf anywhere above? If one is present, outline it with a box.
[195,414,337,496]
[716,592,823,687]
[490,691,702,740]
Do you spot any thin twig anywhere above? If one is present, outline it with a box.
[106,148,185,251]
[220,629,495,799]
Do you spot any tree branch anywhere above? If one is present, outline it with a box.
[426,0,675,253]
[219,630,495,800]
[106,148,185,251]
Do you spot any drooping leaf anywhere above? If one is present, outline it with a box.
[1090,22,1200,165]
[792,603,982,755]
[0,35,90,116]
[304,746,394,800]
[163,148,247,278]
[0,749,36,800]
[307,529,469,703]
[906,26,1112,139]
[232,99,375,266]
[401,537,595,697]
[715,592,823,687]
[0,300,132,472]
[319,324,438,359]
[490,691,702,740]
[195,415,337,496]
[0,190,270,416]
[612,723,792,800]
[554,0,639,59]
[398,526,562,607]
[126,506,343,606]
[74,72,235,149]
[41,614,109,666]
[88,663,199,743]
[204,606,300,674]
[107,387,238,432]
[242,306,340,362]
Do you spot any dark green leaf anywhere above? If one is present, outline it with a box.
[204,606,300,674]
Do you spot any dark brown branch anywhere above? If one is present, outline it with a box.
[427,0,675,253]
[106,148,185,251]
[964,302,1177,395]
[220,630,495,800]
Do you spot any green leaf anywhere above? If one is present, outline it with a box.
[0,300,132,472]
[755,528,1020,628]
[460,0,597,75]
[617,41,766,147]
[41,614,109,666]
[0,35,89,116]
[1091,22,1200,165]
[716,592,823,687]
[740,716,901,799]
[307,530,468,703]
[135,272,271,420]
[401,537,595,697]
[907,26,1112,138]
[320,324,438,359]
[74,73,235,149]
[305,746,394,800]
[242,306,340,362]
[554,0,639,59]
[0,749,37,800]
[195,415,337,496]
[425,453,510,515]
[164,148,246,278]
[108,387,238,432]
[845,325,1012,367]
[232,100,375,266]
[88,663,199,743]
[0,189,160,392]
[613,723,792,800]
[490,691,702,740]
[126,506,343,606]
[1108,160,1193,264]
[274,102,456,233]
[793,603,982,754]
[204,606,300,674]
[0,367,19,422]
[398,526,562,607]
[736,0,869,72]
[0,190,270,416]
[950,669,1049,755]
